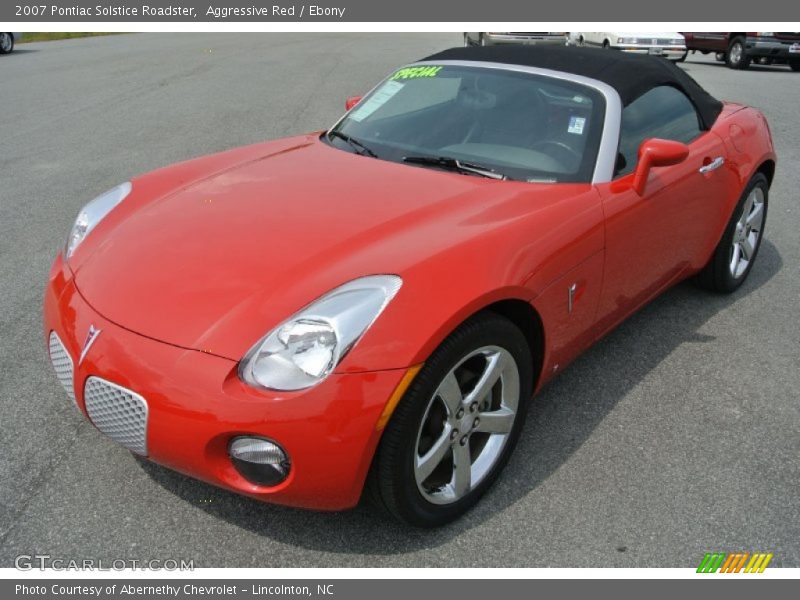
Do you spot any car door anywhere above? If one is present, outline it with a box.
[585,33,605,46]
[687,32,713,51]
[592,86,731,336]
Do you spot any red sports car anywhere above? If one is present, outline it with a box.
[45,46,775,527]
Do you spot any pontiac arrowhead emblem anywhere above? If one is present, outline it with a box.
[79,325,101,365]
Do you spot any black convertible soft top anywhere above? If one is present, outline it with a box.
[421,45,723,130]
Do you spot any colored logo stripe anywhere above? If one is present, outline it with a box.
[720,553,748,573]
[745,553,773,573]
[697,553,726,573]
[697,552,773,573]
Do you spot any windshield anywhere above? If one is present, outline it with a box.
[325,64,605,183]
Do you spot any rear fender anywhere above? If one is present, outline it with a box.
[716,107,776,191]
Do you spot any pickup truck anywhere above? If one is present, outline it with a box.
[681,32,800,70]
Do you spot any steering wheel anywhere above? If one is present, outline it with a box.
[529,141,582,166]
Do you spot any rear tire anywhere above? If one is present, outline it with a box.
[726,37,750,70]
[694,173,768,293]
[790,59,800,72]
[0,33,14,55]
[368,312,533,527]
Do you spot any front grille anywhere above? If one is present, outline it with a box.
[84,377,149,455]
[48,331,77,409]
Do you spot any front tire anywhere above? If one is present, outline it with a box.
[726,37,750,70]
[368,312,533,527]
[790,59,800,72]
[694,173,768,293]
[0,33,14,55]
[674,50,689,63]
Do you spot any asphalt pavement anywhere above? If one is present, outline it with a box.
[0,34,798,567]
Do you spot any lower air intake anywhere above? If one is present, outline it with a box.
[48,331,77,409]
[84,377,149,456]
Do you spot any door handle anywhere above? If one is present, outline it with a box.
[699,157,725,174]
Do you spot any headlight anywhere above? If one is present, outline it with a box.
[65,182,131,259]
[756,32,774,37]
[672,38,684,45]
[239,275,402,391]
[617,37,639,45]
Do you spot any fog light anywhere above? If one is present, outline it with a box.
[228,437,290,486]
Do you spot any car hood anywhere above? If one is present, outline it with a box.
[625,32,683,38]
[73,135,555,360]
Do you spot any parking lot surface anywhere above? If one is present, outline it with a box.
[1,33,798,567]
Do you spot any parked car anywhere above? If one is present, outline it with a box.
[569,32,687,61]
[681,32,800,70]
[464,32,566,46]
[0,32,21,54]
[45,46,775,527]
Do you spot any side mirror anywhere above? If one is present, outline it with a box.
[345,96,363,111]
[631,138,690,195]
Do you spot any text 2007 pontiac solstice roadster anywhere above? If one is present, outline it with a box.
[45,46,775,526]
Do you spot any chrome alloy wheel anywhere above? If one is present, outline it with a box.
[730,186,765,278]
[729,42,743,66]
[0,33,12,53]
[414,346,519,505]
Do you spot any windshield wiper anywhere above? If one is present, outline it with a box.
[402,155,507,180]
[327,130,378,158]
